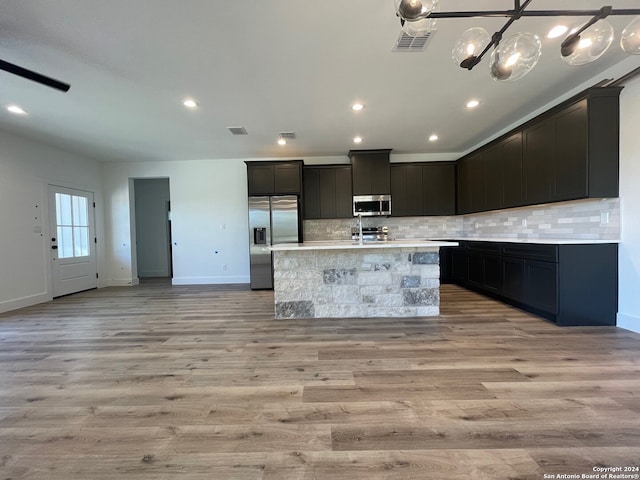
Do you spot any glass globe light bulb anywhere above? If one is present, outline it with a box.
[489,32,541,82]
[452,27,491,69]
[394,0,436,21]
[401,16,435,37]
[621,16,640,55]
[561,20,614,65]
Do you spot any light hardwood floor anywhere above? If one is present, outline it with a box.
[0,282,639,479]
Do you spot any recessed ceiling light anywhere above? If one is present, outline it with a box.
[183,98,199,109]
[466,99,480,109]
[353,136,363,144]
[277,138,287,146]
[352,103,365,111]
[547,25,569,39]
[429,134,439,142]
[7,104,27,115]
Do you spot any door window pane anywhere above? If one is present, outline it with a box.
[58,226,74,258]
[74,227,89,257]
[55,192,90,259]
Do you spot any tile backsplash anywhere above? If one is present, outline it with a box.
[304,198,620,241]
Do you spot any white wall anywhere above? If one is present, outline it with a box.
[0,130,105,313]
[617,75,640,334]
[102,159,250,285]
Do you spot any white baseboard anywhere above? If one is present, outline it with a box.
[0,292,51,314]
[172,276,250,285]
[617,312,640,334]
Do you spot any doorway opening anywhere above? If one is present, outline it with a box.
[133,178,173,280]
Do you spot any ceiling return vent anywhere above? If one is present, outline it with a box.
[278,132,296,140]
[228,126,248,135]
[393,30,435,52]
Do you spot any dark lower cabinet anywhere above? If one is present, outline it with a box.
[443,241,617,326]
[502,257,525,303]
[524,260,558,315]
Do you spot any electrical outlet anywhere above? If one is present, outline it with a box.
[601,212,610,224]
[522,219,527,228]
[222,264,227,271]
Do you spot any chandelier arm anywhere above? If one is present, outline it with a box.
[560,6,613,52]
[463,0,534,70]
[427,9,640,19]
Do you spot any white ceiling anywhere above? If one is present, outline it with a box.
[0,1,639,162]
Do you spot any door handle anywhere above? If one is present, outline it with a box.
[51,246,58,250]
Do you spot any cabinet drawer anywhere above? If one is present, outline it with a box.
[501,243,558,263]
[466,241,501,255]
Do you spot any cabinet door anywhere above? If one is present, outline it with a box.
[468,254,484,287]
[468,152,486,212]
[484,143,503,211]
[451,249,468,283]
[390,166,408,216]
[274,163,301,194]
[352,154,390,195]
[456,159,472,214]
[423,163,455,215]
[523,118,554,205]
[334,166,353,218]
[483,255,502,292]
[303,167,321,219]
[318,168,337,218]
[553,101,588,201]
[525,260,558,315]
[502,133,523,208]
[391,164,423,216]
[248,164,275,195]
[502,257,525,302]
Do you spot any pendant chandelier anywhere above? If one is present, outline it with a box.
[394,0,640,82]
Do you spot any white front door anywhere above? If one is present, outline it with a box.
[48,186,97,297]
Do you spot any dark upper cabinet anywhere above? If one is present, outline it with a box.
[391,164,422,216]
[501,133,523,208]
[274,163,303,194]
[349,149,391,195]
[423,163,456,215]
[303,165,352,219]
[246,160,302,195]
[456,86,621,214]
[523,117,554,205]
[457,152,485,214]
[484,143,503,211]
[553,100,588,201]
[247,163,275,195]
[391,162,455,216]
[456,158,472,214]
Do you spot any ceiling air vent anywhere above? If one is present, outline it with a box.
[278,132,296,140]
[228,126,248,135]
[393,30,435,52]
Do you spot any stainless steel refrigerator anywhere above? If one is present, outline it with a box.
[248,195,300,289]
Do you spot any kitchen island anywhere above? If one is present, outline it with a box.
[269,240,458,319]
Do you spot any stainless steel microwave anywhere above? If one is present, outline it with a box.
[353,194,391,217]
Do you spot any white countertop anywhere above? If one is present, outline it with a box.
[428,237,620,245]
[269,240,459,251]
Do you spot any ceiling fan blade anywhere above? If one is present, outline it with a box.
[0,58,70,92]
